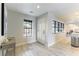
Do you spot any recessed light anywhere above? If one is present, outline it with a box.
[37,5,40,8]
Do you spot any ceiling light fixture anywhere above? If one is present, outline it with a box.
[37,5,40,8]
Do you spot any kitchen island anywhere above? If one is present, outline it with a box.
[71,33,79,47]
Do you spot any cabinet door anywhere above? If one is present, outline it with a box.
[41,17,46,44]
[37,17,46,45]
[37,19,42,43]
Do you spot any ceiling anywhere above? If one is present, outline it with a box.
[5,3,79,24]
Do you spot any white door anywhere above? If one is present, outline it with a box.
[37,17,46,45]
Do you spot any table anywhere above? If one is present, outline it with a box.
[0,39,16,56]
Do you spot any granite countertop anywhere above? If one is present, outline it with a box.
[71,32,79,37]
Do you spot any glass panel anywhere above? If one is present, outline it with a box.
[26,29,32,37]
[24,22,32,29]
[24,29,27,36]
[62,23,64,28]
[24,20,32,37]
[56,22,58,27]
[56,28,58,32]
[54,21,56,28]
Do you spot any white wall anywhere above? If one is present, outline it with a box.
[7,9,36,46]
[0,3,1,36]
[47,12,56,47]
[4,4,8,36]
[0,3,2,44]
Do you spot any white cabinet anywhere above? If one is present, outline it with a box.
[37,15,47,45]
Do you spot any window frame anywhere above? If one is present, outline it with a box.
[53,20,64,33]
[24,19,32,37]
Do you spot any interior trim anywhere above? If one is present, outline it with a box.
[1,3,4,36]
